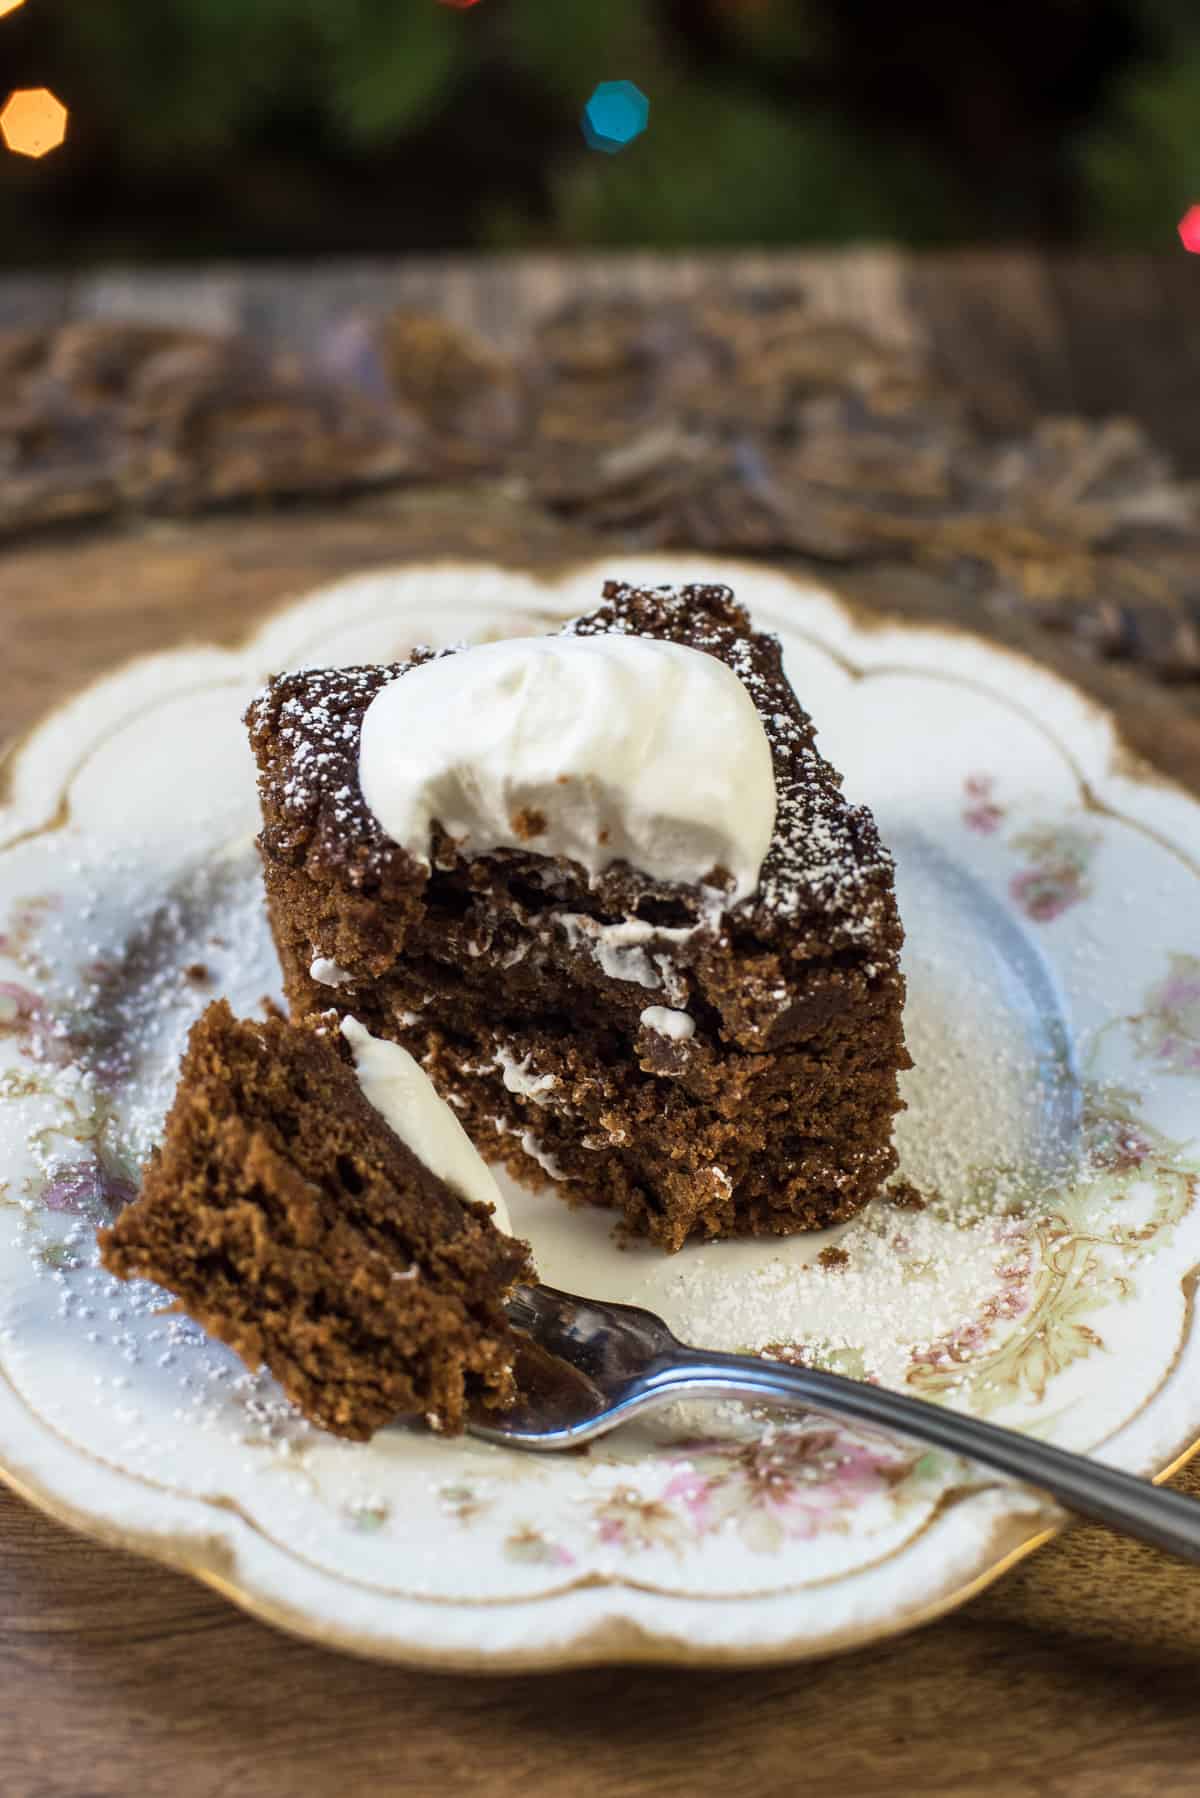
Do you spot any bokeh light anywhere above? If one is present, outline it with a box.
[1178,205,1200,254]
[582,81,650,156]
[436,0,483,8]
[0,0,28,17]
[1,87,69,159]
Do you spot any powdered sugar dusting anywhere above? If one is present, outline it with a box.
[247,664,390,856]
[566,583,893,935]
[651,827,1088,1399]
[0,845,322,1487]
[249,583,896,945]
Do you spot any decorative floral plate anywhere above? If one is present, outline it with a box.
[2,555,1199,1670]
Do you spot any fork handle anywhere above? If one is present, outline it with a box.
[644,1349,1200,1561]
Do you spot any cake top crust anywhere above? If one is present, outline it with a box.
[247,580,895,940]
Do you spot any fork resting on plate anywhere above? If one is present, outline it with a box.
[468,1284,1200,1564]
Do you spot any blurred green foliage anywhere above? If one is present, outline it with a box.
[1078,0,1200,241]
[58,0,468,154]
[3,0,1198,256]
[544,94,962,248]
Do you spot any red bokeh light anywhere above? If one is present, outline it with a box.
[1178,206,1200,253]
[436,0,483,8]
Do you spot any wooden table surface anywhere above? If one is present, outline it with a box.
[5,252,1200,1798]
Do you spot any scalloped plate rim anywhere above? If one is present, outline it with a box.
[1,551,1198,1669]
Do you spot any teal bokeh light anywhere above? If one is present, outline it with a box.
[582,81,650,155]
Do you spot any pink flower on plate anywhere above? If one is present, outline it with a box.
[1008,866,1082,923]
[908,1227,1033,1384]
[1007,825,1097,923]
[0,894,63,967]
[963,774,1005,834]
[591,1487,682,1553]
[660,1463,713,1528]
[0,980,76,1065]
[663,1424,918,1553]
[42,1158,136,1219]
[503,1526,574,1568]
[1134,954,1200,1075]
[1082,1084,1159,1171]
[0,981,37,1022]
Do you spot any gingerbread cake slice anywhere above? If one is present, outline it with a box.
[99,999,532,1439]
[247,580,909,1252]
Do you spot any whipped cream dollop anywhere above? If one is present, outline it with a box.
[340,1016,511,1234]
[357,634,777,901]
[639,1005,696,1041]
[309,955,352,988]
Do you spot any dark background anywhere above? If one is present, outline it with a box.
[0,0,1197,264]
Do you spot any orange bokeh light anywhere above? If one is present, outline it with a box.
[0,0,28,17]
[1,87,68,159]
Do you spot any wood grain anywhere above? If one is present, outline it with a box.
[5,1465,1200,1798]
[5,255,1200,1798]
[9,248,1200,471]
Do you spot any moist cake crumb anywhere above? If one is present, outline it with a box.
[886,1180,929,1211]
[98,1000,532,1440]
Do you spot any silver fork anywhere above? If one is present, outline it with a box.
[468,1283,1200,1562]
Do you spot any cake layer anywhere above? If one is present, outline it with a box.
[100,1001,532,1438]
[295,961,903,1248]
[261,836,891,1057]
[432,1013,899,1246]
[248,581,909,1249]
